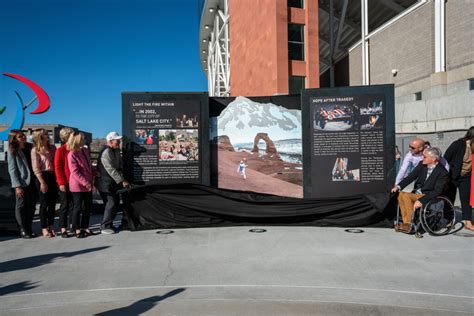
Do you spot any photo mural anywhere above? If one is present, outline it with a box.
[210,95,303,198]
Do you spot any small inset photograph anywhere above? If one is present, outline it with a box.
[175,114,199,128]
[332,157,360,181]
[134,129,157,145]
[360,101,383,115]
[159,129,199,161]
[313,104,355,131]
[360,115,384,130]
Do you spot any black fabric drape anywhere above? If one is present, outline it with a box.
[123,184,395,231]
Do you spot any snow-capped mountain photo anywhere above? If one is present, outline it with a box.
[217,96,301,144]
[214,96,303,198]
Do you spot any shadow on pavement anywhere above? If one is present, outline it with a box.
[453,231,474,237]
[0,280,38,296]
[94,288,186,316]
[0,246,110,273]
[0,236,20,242]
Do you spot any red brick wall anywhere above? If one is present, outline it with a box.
[229,0,319,96]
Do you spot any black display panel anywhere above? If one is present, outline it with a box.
[122,92,209,186]
[302,85,395,198]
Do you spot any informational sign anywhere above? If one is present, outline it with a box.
[122,93,209,185]
[302,85,395,198]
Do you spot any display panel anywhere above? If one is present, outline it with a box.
[302,85,395,198]
[122,92,209,185]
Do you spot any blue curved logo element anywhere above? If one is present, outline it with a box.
[0,92,26,141]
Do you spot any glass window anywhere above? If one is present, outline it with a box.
[288,0,304,8]
[469,78,474,91]
[414,91,422,101]
[288,24,304,61]
[289,76,305,94]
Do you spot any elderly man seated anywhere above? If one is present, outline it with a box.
[391,147,449,231]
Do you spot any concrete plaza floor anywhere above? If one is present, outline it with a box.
[0,214,473,315]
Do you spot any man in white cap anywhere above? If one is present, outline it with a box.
[95,131,130,234]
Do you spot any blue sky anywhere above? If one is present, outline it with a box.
[0,0,207,138]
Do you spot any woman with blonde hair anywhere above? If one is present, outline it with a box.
[67,132,95,238]
[54,127,74,238]
[31,128,58,237]
[7,130,37,238]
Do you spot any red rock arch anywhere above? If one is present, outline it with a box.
[252,133,278,155]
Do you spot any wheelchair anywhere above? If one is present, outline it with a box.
[395,196,458,237]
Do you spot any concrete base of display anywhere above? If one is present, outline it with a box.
[1,214,472,315]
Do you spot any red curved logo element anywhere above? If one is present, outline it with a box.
[3,73,50,114]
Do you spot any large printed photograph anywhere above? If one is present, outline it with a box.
[211,96,303,198]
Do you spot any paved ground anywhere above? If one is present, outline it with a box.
[0,213,473,315]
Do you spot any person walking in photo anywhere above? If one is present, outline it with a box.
[95,131,130,234]
[7,130,37,238]
[444,126,474,231]
[68,132,95,238]
[31,128,58,238]
[237,160,247,179]
[54,127,74,238]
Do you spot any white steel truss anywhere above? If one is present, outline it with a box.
[207,0,230,97]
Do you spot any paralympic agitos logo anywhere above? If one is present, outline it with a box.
[0,73,51,141]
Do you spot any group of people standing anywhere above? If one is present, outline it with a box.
[393,126,474,231]
[7,124,474,237]
[7,128,129,238]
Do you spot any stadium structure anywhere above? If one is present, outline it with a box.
[198,0,473,152]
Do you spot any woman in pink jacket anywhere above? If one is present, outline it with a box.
[67,132,95,238]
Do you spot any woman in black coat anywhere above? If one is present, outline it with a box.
[444,126,474,230]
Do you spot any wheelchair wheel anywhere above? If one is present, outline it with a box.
[420,196,455,236]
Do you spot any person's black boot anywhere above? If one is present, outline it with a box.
[20,229,33,239]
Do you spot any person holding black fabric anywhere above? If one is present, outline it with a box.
[95,131,130,234]
[7,130,37,238]
[391,147,449,231]
[444,126,474,231]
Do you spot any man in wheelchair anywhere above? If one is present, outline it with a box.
[391,147,449,232]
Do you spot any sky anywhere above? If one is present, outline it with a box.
[0,0,207,138]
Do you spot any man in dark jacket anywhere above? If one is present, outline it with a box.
[391,147,449,228]
[96,132,130,234]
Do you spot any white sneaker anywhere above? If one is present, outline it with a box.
[101,228,115,235]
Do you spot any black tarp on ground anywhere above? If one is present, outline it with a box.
[124,184,396,230]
